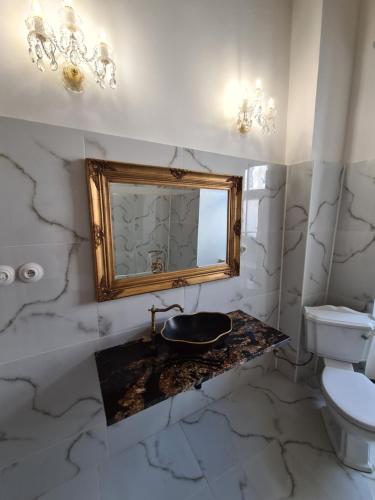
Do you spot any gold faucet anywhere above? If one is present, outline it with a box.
[148,304,184,336]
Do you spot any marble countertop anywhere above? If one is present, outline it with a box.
[95,310,289,426]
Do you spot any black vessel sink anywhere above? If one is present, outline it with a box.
[161,312,232,354]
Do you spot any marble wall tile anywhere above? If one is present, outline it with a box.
[0,341,104,467]
[336,159,375,233]
[181,148,248,175]
[308,161,343,233]
[279,293,302,341]
[243,163,286,234]
[277,167,310,378]
[303,230,333,297]
[84,131,183,168]
[0,242,99,363]
[0,117,89,247]
[281,231,307,298]
[326,293,369,313]
[0,117,99,364]
[329,229,375,310]
[302,161,344,299]
[0,423,107,500]
[284,162,312,231]
[242,231,283,297]
[97,287,185,337]
[183,279,244,315]
[328,159,375,316]
[241,291,280,329]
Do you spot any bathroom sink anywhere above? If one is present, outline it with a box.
[161,312,232,354]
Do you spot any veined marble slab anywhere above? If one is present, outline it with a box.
[95,310,289,425]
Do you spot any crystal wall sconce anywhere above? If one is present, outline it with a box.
[25,0,117,93]
[237,80,276,134]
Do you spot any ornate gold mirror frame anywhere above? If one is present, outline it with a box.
[86,159,242,301]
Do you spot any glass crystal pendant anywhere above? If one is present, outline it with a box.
[25,0,117,92]
[237,83,276,134]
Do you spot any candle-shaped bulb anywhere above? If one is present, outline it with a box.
[29,0,45,34]
[31,0,43,17]
[268,97,275,110]
[63,0,77,31]
[255,78,262,90]
[98,31,110,61]
[99,31,108,44]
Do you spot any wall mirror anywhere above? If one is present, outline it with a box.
[86,159,242,301]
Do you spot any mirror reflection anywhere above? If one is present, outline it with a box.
[110,183,228,278]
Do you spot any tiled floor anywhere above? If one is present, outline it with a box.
[98,371,375,500]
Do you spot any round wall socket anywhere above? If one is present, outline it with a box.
[18,263,44,283]
[0,265,16,286]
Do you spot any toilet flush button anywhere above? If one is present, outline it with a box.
[0,266,15,286]
[18,263,44,283]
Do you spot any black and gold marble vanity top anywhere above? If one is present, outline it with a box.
[95,310,289,426]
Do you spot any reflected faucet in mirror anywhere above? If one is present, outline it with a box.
[149,304,184,336]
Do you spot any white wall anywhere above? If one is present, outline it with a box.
[345,0,375,163]
[0,0,292,164]
[312,0,360,162]
[285,0,323,164]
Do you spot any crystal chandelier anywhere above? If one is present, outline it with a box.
[237,80,276,134]
[25,0,117,93]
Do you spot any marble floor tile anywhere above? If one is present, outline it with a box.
[285,439,375,500]
[180,386,278,481]
[185,481,216,500]
[66,371,375,500]
[0,424,107,500]
[35,469,100,500]
[106,397,173,456]
[98,423,207,500]
[209,440,330,500]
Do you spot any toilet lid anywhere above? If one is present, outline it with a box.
[304,305,375,330]
[322,368,375,432]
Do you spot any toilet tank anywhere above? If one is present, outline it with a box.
[304,306,375,363]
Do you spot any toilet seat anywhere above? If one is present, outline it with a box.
[322,367,375,433]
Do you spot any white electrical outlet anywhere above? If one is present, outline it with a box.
[0,265,15,286]
[18,263,44,283]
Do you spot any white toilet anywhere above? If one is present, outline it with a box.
[304,305,375,472]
